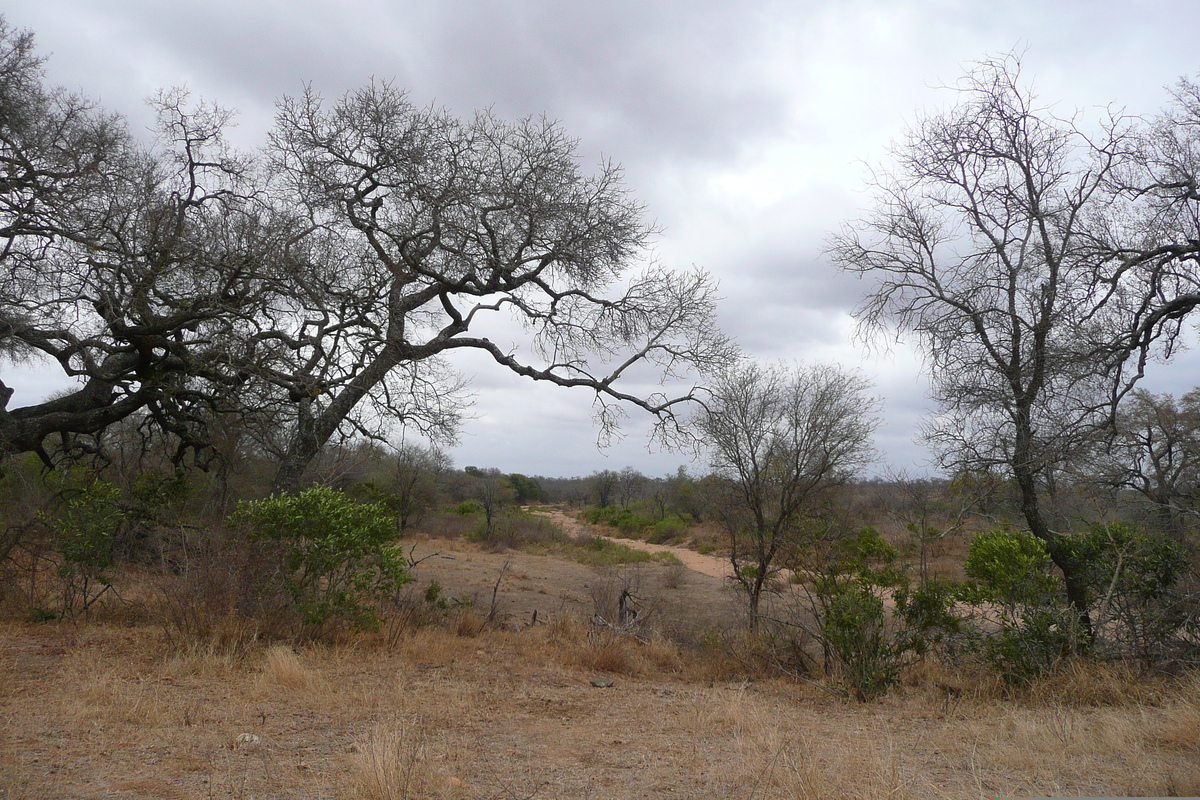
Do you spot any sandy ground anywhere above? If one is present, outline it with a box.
[533,509,733,580]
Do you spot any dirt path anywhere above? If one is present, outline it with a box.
[533,508,733,580]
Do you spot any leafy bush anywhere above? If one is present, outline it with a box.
[559,536,681,567]
[453,499,484,516]
[821,585,896,700]
[41,478,126,619]
[469,510,565,549]
[231,486,410,638]
[962,528,1077,683]
[583,505,630,527]
[646,516,688,544]
[808,528,923,699]
[582,505,659,537]
[1074,523,1195,666]
[777,527,961,700]
[964,527,1061,612]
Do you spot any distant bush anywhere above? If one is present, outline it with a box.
[470,510,566,550]
[231,486,410,638]
[549,536,681,568]
[417,512,479,540]
[647,516,689,544]
[583,505,663,538]
[453,499,485,516]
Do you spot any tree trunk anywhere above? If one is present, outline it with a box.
[271,345,404,495]
[747,587,761,632]
[1012,418,1094,645]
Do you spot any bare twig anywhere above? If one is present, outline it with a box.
[406,542,453,569]
[479,559,510,632]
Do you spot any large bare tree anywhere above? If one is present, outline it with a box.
[0,20,300,467]
[698,360,879,628]
[1103,76,1200,382]
[828,54,1148,638]
[258,83,736,492]
[0,22,736,488]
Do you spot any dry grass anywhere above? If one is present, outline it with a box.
[1154,673,1200,751]
[260,644,322,691]
[349,717,448,800]
[4,618,1200,798]
[4,535,1200,799]
[693,691,936,800]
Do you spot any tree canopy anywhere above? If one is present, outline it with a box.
[0,20,736,488]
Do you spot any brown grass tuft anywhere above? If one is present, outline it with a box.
[260,644,320,690]
[349,717,445,800]
[394,625,477,666]
[642,632,682,672]
[1025,658,1167,707]
[1153,673,1200,752]
[578,629,639,674]
[453,606,487,637]
[703,691,933,799]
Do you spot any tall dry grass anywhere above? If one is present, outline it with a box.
[349,717,446,800]
[696,690,937,800]
[259,643,325,693]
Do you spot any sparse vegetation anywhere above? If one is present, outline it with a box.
[3,16,1200,798]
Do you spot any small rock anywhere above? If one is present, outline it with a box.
[590,679,614,688]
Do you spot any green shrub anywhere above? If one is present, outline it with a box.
[893,579,962,651]
[647,516,688,544]
[962,527,1076,683]
[582,505,658,537]
[1074,523,1193,666]
[983,608,1076,682]
[42,478,126,619]
[964,527,1060,612]
[805,528,924,700]
[822,584,896,701]
[555,536,661,567]
[453,499,484,516]
[231,486,410,638]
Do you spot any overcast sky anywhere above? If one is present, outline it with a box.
[5,0,1200,479]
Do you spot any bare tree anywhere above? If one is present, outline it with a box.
[589,469,619,508]
[354,441,451,530]
[1093,388,1200,534]
[697,361,879,629]
[615,466,646,508]
[877,471,978,585]
[0,24,736,489]
[829,54,1151,639]
[262,82,736,492]
[471,469,514,539]
[0,20,300,468]
[1101,76,1200,384]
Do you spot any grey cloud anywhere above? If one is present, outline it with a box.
[12,1,789,170]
